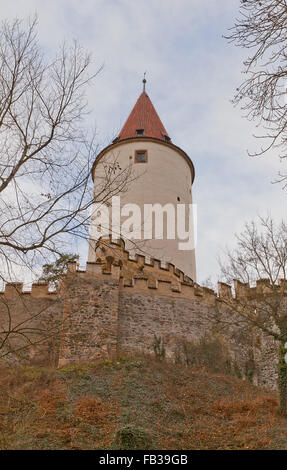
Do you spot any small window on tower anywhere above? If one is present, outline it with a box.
[136,129,145,136]
[135,150,147,163]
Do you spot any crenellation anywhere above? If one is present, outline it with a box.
[120,272,216,299]
[174,267,181,278]
[152,258,161,269]
[0,281,58,298]
[143,256,153,266]
[171,282,181,293]
[123,277,134,287]
[108,264,121,279]
[4,283,24,297]
[183,275,193,285]
[218,282,232,299]
[256,278,272,295]
[159,260,168,270]
[194,284,204,297]
[148,279,158,289]
[234,279,250,299]
[128,253,137,261]
[137,254,145,266]
[86,261,103,275]
[31,282,50,298]
[165,262,174,274]
[0,237,282,390]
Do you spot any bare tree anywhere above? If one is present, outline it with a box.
[0,17,135,361]
[0,16,134,283]
[0,292,62,365]
[219,216,287,415]
[226,0,287,178]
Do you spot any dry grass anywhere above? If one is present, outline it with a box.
[0,357,287,450]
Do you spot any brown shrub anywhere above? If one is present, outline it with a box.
[73,395,119,425]
[211,395,278,418]
[35,381,67,417]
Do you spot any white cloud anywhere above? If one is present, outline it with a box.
[1,0,287,285]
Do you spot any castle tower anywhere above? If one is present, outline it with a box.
[88,82,196,280]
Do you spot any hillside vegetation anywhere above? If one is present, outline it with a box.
[0,355,287,450]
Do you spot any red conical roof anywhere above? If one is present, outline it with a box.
[118,92,170,142]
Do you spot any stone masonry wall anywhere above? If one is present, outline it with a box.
[0,283,62,366]
[58,262,121,366]
[118,283,215,357]
[0,239,281,391]
[117,281,264,387]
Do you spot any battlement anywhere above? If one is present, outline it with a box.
[93,236,189,282]
[64,238,217,303]
[0,281,57,298]
[1,237,282,305]
[120,275,215,301]
[0,239,281,394]
[218,278,286,300]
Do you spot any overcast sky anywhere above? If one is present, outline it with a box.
[2,0,287,285]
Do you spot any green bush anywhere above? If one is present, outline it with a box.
[114,425,153,450]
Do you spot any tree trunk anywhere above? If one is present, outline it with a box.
[278,338,287,416]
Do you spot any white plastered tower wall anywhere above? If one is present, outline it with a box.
[88,139,196,281]
[88,137,197,281]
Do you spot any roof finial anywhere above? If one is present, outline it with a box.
[142,71,147,93]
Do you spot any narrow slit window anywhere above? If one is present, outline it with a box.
[135,150,147,163]
[136,128,145,136]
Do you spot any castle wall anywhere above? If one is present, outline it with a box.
[253,329,278,389]
[217,281,281,390]
[118,290,213,356]
[117,283,267,387]
[0,243,280,391]
[58,262,121,366]
[0,283,62,366]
